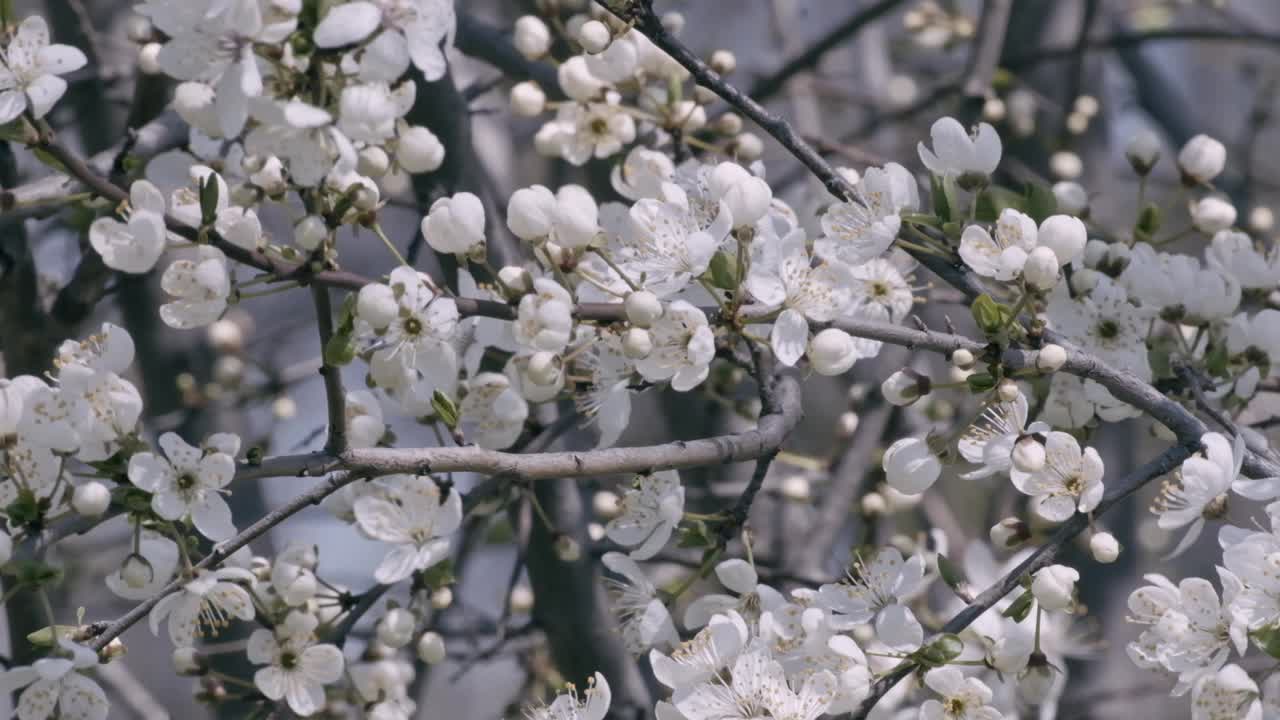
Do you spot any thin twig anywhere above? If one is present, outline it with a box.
[311,285,348,455]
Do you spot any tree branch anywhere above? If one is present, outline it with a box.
[311,285,347,455]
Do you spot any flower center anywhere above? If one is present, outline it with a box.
[280,651,299,670]
[177,473,199,491]
[944,697,968,716]
[1203,493,1229,520]
[1096,319,1119,340]
[590,117,610,135]
[402,317,423,337]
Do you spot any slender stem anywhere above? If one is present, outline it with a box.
[592,248,640,292]
[312,285,348,455]
[371,223,410,267]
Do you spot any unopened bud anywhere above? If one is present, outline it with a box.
[578,20,611,53]
[1018,652,1057,704]
[997,379,1019,403]
[554,535,582,562]
[72,481,111,517]
[1036,344,1067,373]
[624,290,663,327]
[837,411,859,438]
[357,146,390,178]
[950,348,975,370]
[376,608,417,649]
[417,631,447,664]
[861,492,887,516]
[121,553,154,589]
[715,112,743,136]
[622,328,653,359]
[1090,531,1120,563]
[498,266,534,295]
[779,475,810,502]
[510,81,546,117]
[881,369,929,406]
[733,132,764,161]
[990,517,1030,549]
[709,49,737,75]
[526,351,562,386]
[430,587,453,609]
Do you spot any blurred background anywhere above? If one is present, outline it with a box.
[3,0,1280,717]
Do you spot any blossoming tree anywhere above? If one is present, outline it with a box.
[1,1,1279,718]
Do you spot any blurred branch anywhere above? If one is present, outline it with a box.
[962,0,1014,102]
[455,13,562,98]
[748,0,904,102]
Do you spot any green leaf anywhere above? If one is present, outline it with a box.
[199,174,220,226]
[966,373,997,393]
[26,626,82,648]
[1205,342,1230,377]
[431,390,459,429]
[970,293,1007,337]
[930,174,952,222]
[914,634,964,667]
[707,250,738,290]
[419,559,455,590]
[1002,589,1034,623]
[1023,182,1057,223]
[676,520,713,549]
[1253,625,1280,659]
[973,190,1000,222]
[323,330,356,366]
[1134,203,1161,242]
[936,554,973,600]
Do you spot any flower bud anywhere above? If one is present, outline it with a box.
[397,126,445,174]
[881,369,929,406]
[1083,239,1108,268]
[592,490,620,518]
[715,113,743,137]
[207,319,244,354]
[554,534,582,562]
[838,411,859,437]
[430,587,453,609]
[513,15,551,60]
[294,215,329,252]
[357,146,390,178]
[661,11,685,33]
[526,351,562,385]
[996,379,1019,403]
[710,163,771,227]
[1049,151,1082,180]
[350,184,379,212]
[498,266,533,295]
[1022,246,1060,291]
[1018,652,1057,704]
[733,132,764,161]
[807,329,858,376]
[624,290,663,327]
[578,19,611,53]
[1250,206,1275,233]
[1191,196,1237,233]
[709,49,737,74]
[860,491,886,515]
[1012,434,1047,473]
[1037,215,1087,267]
[509,585,534,613]
[1052,181,1089,217]
[1125,129,1161,175]
[139,42,163,75]
[173,647,206,676]
[72,481,111,517]
[510,81,546,117]
[356,283,398,329]
[1090,531,1120,563]
[950,348,975,370]
[622,328,653,359]
[376,608,417,649]
[1036,343,1067,373]
[1178,133,1226,185]
[507,185,557,241]
[1031,564,1079,612]
[172,82,218,136]
[882,437,941,495]
[417,631,446,664]
[990,517,1030,549]
[780,474,810,501]
[121,553,154,589]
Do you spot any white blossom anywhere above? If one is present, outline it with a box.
[148,567,256,646]
[128,431,239,541]
[0,640,109,720]
[0,15,88,124]
[354,475,462,584]
[605,470,684,560]
[248,611,344,717]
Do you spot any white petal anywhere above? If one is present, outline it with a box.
[770,308,808,367]
[714,558,758,595]
[313,1,381,48]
